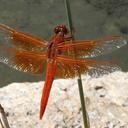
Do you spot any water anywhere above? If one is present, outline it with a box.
[0,0,127,87]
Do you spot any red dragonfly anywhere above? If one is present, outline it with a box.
[0,24,127,119]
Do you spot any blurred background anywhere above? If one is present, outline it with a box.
[0,0,128,87]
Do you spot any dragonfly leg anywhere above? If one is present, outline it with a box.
[64,35,72,41]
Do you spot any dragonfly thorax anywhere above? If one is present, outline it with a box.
[47,41,61,60]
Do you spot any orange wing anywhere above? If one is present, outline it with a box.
[0,23,47,51]
[0,45,47,74]
[56,55,120,78]
[58,36,127,58]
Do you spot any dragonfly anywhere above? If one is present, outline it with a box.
[0,23,127,119]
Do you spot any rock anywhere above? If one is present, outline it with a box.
[0,71,128,128]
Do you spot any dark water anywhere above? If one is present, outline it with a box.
[0,0,128,87]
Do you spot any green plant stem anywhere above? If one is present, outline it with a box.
[0,104,10,128]
[64,0,90,128]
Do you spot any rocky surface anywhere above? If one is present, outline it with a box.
[0,71,128,128]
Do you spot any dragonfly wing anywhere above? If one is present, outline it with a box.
[0,23,47,52]
[58,36,127,58]
[0,45,47,74]
[56,55,120,78]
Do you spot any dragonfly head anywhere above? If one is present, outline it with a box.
[54,24,68,35]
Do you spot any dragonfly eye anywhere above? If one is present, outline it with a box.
[54,25,68,34]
